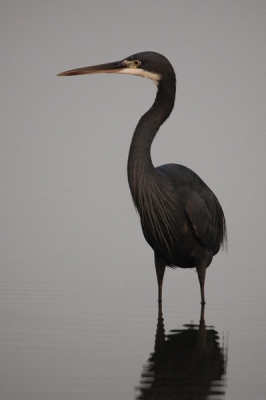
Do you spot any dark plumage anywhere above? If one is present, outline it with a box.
[58,51,226,304]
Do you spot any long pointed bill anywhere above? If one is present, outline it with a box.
[58,58,161,85]
[57,60,126,76]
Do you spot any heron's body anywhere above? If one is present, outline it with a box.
[135,163,221,268]
[58,51,226,303]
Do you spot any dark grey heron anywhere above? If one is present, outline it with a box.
[58,51,226,304]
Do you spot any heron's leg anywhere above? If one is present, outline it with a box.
[155,256,166,303]
[196,264,206,305]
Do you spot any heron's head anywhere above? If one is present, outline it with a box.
[58,51,175,86]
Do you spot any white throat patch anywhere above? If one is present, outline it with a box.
[118,68,161,86]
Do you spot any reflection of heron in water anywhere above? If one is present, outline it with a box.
[136,305,228,399]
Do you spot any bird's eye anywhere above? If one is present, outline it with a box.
[132,60,141,68]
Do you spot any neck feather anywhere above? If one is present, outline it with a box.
[127,76,176,208]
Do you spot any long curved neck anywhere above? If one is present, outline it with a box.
[127,75,176,201]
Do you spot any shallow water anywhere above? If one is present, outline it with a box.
[1,209,266,400]
[2,1,266,398]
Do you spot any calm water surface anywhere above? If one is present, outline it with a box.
[2,1,266,398]
[1,210,266,400]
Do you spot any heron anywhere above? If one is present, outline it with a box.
[58,51,226,304]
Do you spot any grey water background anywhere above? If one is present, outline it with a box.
[1,1,266,399]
